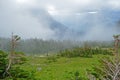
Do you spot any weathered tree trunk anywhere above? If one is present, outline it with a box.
[4,33,20,77]
[114,39,119,55]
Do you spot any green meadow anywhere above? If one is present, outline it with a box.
[21,54,110,80]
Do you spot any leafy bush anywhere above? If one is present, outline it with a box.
[12,52,27,64]
[46,56,57,63]
[9,66,36,80]
[0,50,37,80]
[65,71,86,80]
[0,50,8,78]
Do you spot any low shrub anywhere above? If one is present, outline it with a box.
[0,50,8,78]
[9,66,36,80]
[58,47,112,58]
[0,50,37,80]
[46,56,57,63]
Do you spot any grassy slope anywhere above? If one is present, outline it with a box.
[22,54,110,80]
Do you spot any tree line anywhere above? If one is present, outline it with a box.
[0,37,114,54]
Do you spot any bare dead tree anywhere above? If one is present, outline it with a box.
[100,57,120,80]
[88,56,120,80]
[88,35,120,80]
[113,35,120,56]
[4,33,20,77]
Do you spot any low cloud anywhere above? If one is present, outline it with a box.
[0,0,55,39]
[0,0,120,40]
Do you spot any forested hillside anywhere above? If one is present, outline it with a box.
[0,37,114,54]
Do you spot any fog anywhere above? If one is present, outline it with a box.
[0,0,120,40]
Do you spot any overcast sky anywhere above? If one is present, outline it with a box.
[0,0,120,40]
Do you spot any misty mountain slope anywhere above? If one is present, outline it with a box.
[48,10,120,40]
[29,8,120,40]
[57,10,120,30]
[30,9,69,39]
